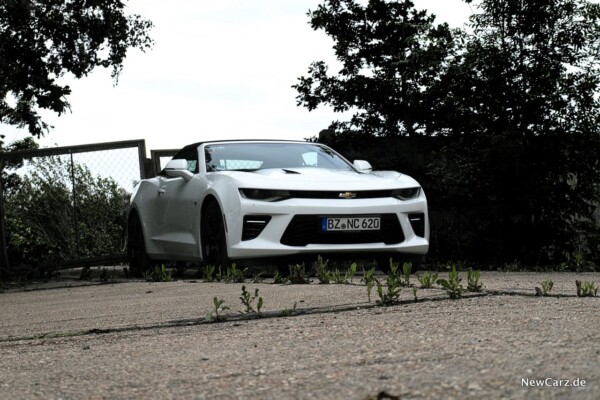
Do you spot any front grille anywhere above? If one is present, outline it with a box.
[280,214,404,247]
[288,190,395,199]
[242,215,271,241]
[408,213,425,237]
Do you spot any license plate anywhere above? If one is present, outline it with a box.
[321,216,381,232]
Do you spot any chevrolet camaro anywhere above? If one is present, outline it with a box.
[127,140,429,275]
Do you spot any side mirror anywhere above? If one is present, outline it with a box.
[353,160,372,173]
[164,159,194,182]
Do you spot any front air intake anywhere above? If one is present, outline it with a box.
[408,213,425,237]
[242,215,272,241]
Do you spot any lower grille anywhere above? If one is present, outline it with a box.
[242,215,271,241]
[408,213,425,237]
[280,214,404,247]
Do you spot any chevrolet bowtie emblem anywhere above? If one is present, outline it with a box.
[339,192,357,199]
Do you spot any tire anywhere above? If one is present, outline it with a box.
[127,214,153,277]
[201,201,231,269]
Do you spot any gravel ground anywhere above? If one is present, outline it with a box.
[0,271,599,399]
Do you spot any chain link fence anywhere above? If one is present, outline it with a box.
[0,140,147,275]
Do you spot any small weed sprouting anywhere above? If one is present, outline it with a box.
[572,252,596,272]
[79,266,92,280]
[467,269,483,292]
[374,264,402,306]
[346,263,358,284]
[332,269,348,284]
[203,265,216,282]
[251,272,264,284]
[315,255,332,284]
[239,285,264,316]
[362,266,377,302]
[288,263,310,284]
[223,264,246,283]
[401,262,412,287]
[273,271,288,284]
[375,275,401,306]
[436,265,463,299]
[205,297,229,322]
[539,279,554,296]
[332,262,358,284]
[576,280,598,297]
[412,287,418,302]
[143,264,173,282]
[282,301,298,317]
[99,268,118,284]
[418,271,438,288]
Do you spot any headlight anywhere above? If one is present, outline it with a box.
[239,189,291,202]
[391,187,421,200]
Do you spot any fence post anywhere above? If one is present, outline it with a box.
[70,152,81,261]
[138,140,147,180]
[0,159,9,279]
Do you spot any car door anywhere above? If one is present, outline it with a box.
[152,147,201,254]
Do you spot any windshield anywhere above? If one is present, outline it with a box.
[204,143,354,172]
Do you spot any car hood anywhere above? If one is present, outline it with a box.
[217,168,420,190]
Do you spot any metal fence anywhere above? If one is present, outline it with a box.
[0,140,147,275]
[150,149,178,176]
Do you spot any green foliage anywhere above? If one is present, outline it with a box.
[4,156,129,267]
[205,297,229,322]
[418,271,438,289]
[251,272,264,284]
[288,263,310,284]
[401,262,412,287]
[540,279,554,296]
[143,264,172,282]
[467,269,483,292]
[576,280,598,297]
[347,262,357,284]
[375,276,401,306]
[412,287,418,303]
[203,265,217,282]
[436,265,464,299]
[300,0,600,267]
[374,264,402,306]
[362,266,376,302]
[294,0,453,136]
[272,271,288,284]
[0,0,153,136]
[223,264,245,283]
[239,285,264,316]
[315,255,332,284]
[282,302,298,317]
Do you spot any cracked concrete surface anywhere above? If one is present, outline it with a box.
[1,271,599,399]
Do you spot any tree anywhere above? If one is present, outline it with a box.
[297,0,600,266]
[0,0,153,138]
[293,0,454,137]
[429,0,600,264]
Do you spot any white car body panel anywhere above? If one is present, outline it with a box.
[128,140,429,265]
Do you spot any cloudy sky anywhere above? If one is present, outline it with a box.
[2,0,473,155]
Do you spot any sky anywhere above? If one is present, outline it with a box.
[2,0,474,156]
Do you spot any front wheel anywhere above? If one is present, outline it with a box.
[201,201,231,269]
[127,214,153,277]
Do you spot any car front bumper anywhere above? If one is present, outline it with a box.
[225,196,429,260]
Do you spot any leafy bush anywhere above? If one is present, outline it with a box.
[4,156,128,267]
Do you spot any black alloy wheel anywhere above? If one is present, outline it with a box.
[201,201,231,269]
[127,215,153,277]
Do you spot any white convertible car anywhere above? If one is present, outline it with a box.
[127,140,429,275]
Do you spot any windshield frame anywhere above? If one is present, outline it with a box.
[200,142,356,173]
